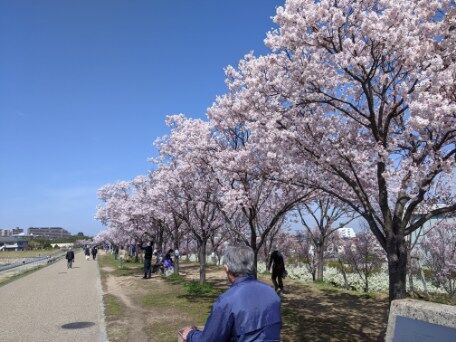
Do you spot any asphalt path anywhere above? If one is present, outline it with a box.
[0,252,107,342]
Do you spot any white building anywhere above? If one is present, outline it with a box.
[338,227,356,239]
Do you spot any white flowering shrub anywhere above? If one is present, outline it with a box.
[278,263,446,294]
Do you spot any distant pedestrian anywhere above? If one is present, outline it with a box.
[268,246,286,294]
[164,249,174,264]
[163,249,174,276]
[113,245,119,260]
[154,250,165,274]
[139,241,153,279]
[66,248,75,269]
[91,246,98,260]
[116,246,126,269]
[85,246,91,261]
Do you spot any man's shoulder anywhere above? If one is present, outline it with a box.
[250,279,279,295]
[227,278,279,299]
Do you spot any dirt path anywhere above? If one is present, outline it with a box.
[105,274,149,341]
[99,256,188,342]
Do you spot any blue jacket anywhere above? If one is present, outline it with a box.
[188,276,281,342]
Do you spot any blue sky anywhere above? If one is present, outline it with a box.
[0,0,284,235]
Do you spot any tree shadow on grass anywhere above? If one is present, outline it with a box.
[281,283,388,342]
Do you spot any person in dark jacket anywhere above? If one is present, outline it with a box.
[113,245,119,260]
[139,241,153,279]
[180,246,281,342]
[268,247,286,294]
[84,246,91,260]
[163,249,174,266]
[91,246,98,260]
[65,248,75,269]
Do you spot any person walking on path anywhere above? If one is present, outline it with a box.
[84,246,91,260]
[268,246,286,294]
[91,246,98,260]
[180,246,281,342]
[139,241,153,279]
[65,248,75,269]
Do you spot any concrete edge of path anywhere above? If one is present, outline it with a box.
[96,258,109,342]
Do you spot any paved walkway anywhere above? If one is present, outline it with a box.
[0,252,107,342]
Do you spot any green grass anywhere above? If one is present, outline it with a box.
[101,260,391,342]
[0,249,62,258]
[0,265,46,287]
[141,278,217,325]
[98,254,118,268]
[141,287,212,325]
[104,294,124,318]
[408,290,456,306]
[145,320,186,342]
[183,280,217,296]
[166,273,186,284]
[312,279,386,299]
[98,254,144,277]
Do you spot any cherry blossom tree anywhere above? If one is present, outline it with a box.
[208,0,456,301]
[209,124,314,274]
[158,115,313,275]
[155,117,225,283]
[422,221,456,297]
[340,228,385,292]
[95,176,166,256]
[296,198,356,281]
[328,231,351,289]
[262,222,287,262]
[295,230,319,281]
[147,170,188,275]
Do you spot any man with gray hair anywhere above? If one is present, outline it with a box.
[180,246,281,341]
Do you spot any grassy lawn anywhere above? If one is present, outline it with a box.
[0,250,67,287]
[98,253,393,341]
[105,293,124,317]
[0,249,62,259]
[0,264,46,287]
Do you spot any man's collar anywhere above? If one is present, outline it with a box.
[232,275,255,286]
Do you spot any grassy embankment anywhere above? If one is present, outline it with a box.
[0,249,65,287]
[0,249,62,259]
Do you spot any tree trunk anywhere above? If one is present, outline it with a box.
[199,239,207,284]
[417,257,429,298]
[157,228,164,255]
[253,249,258,279]
[386,235,408,302]
[338,258,349,289]
[407,251,414,293]
[316,244,324,282]
[174,238,180,276]
[250,230,258,278]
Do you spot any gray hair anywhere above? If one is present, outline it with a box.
[222,246,255,277]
